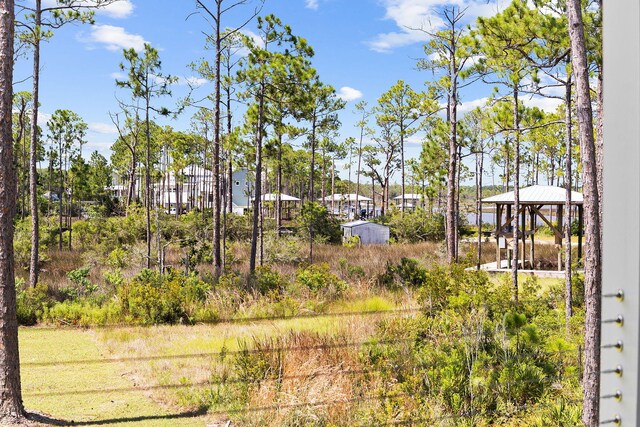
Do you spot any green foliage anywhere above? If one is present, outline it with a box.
[42,300,121,326]
[296,202,341,244]
[262,231,302,264]
[14,217,57,269]
[16,283,51,326]
[296,263,348,298]
[106,248,128,269]
[66,266,97,295]
[117,269,211,324]
[342,234,360,248]
[386,209,445,243]
[253,266,288,296]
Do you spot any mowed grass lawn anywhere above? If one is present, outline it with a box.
[20,327,212,426]
[18,296,407,426]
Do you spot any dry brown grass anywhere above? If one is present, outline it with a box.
[208,241,446,282]
[239,329,366,426]
[93,312,406,425]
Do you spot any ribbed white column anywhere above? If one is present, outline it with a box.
[600,1,640,425]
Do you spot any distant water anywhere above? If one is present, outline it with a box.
[467,211,546,227]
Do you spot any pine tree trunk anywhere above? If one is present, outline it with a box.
[511,86,520,301]
[564,80,573,327]
[0,0,25,419]
[249,84,265,276]
[145,99,151,270]
[212,0,222,275]
[446,96,457,264]
[28,1,42,288]
[567,1,602,424]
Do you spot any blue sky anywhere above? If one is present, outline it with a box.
[13,0,562,175]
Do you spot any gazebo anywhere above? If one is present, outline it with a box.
[393,193,423,211]
[319,194,373,218]
[481,185,583,271]
[255,193,301,220]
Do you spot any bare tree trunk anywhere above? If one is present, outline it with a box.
[476,150,484,270]
[58,141,64,251]
[400,126,405,216]
[28,0,42,288]
[564,80,573,327]
[446,96,457,263]
[211,0,222,276]
[355,113,364,218]
[249,84,265,276]
[0,0,25,418]
[511,87,521,301]
[145,98,151,270]
[308,113,317,263]
[567,1,602,424]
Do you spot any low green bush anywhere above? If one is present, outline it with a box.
[296,263,348,298]
[117,269,211,324]
[16,283,51,326]
[386,209,445,243]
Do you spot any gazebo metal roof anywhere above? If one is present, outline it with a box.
[481,185,583,205]
[393,193,423,200]
[319,193,373,202]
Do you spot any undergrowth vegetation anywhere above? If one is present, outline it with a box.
[17,207,583,425]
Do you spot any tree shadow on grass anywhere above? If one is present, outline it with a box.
[26,407,209,426]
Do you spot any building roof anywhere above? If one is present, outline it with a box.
[255,193,301,202]
[481,185,583,205]
[319,193,373,202]
[393,193,422,200]
[340,220,388,229]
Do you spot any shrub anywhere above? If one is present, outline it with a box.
[262,231,302,264]
[253,266,288,296]
[42,300,121,326]
[296,263,348,298]
[16,283,51,326]
[67,266,98,295]
[296,202,341,244]
[377,257,427,290]
[117,269,211,324]
[386,209,445,243]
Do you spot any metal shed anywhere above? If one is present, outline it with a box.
[340,220,390,245]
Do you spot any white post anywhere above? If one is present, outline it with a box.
[600,1,640,424]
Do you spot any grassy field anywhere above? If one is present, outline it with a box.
[19,296,412,426]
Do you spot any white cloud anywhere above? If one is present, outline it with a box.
[88,122,118,134]
[368,0,509,53]
[305,0,319,10]
[457,97,490,115]
[42,0,134,18]
[99,0,134,18]
[81,24,147,52]
[521,95,563,113]
[455,95,561,116]
[178,76,208,87]
[337,86,363,102]
[110,71,126,80]
[39,112,52,125]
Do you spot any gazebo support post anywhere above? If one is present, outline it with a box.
[521,207,526,268]
[506,204,512,269]
[577,204,583,261]
[496,204,503,268]
[556,205,564,271]
[529,206,535,270]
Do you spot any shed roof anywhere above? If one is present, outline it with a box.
[481,185,583,205]
[340,220,388,229]
[319,193,373,202]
